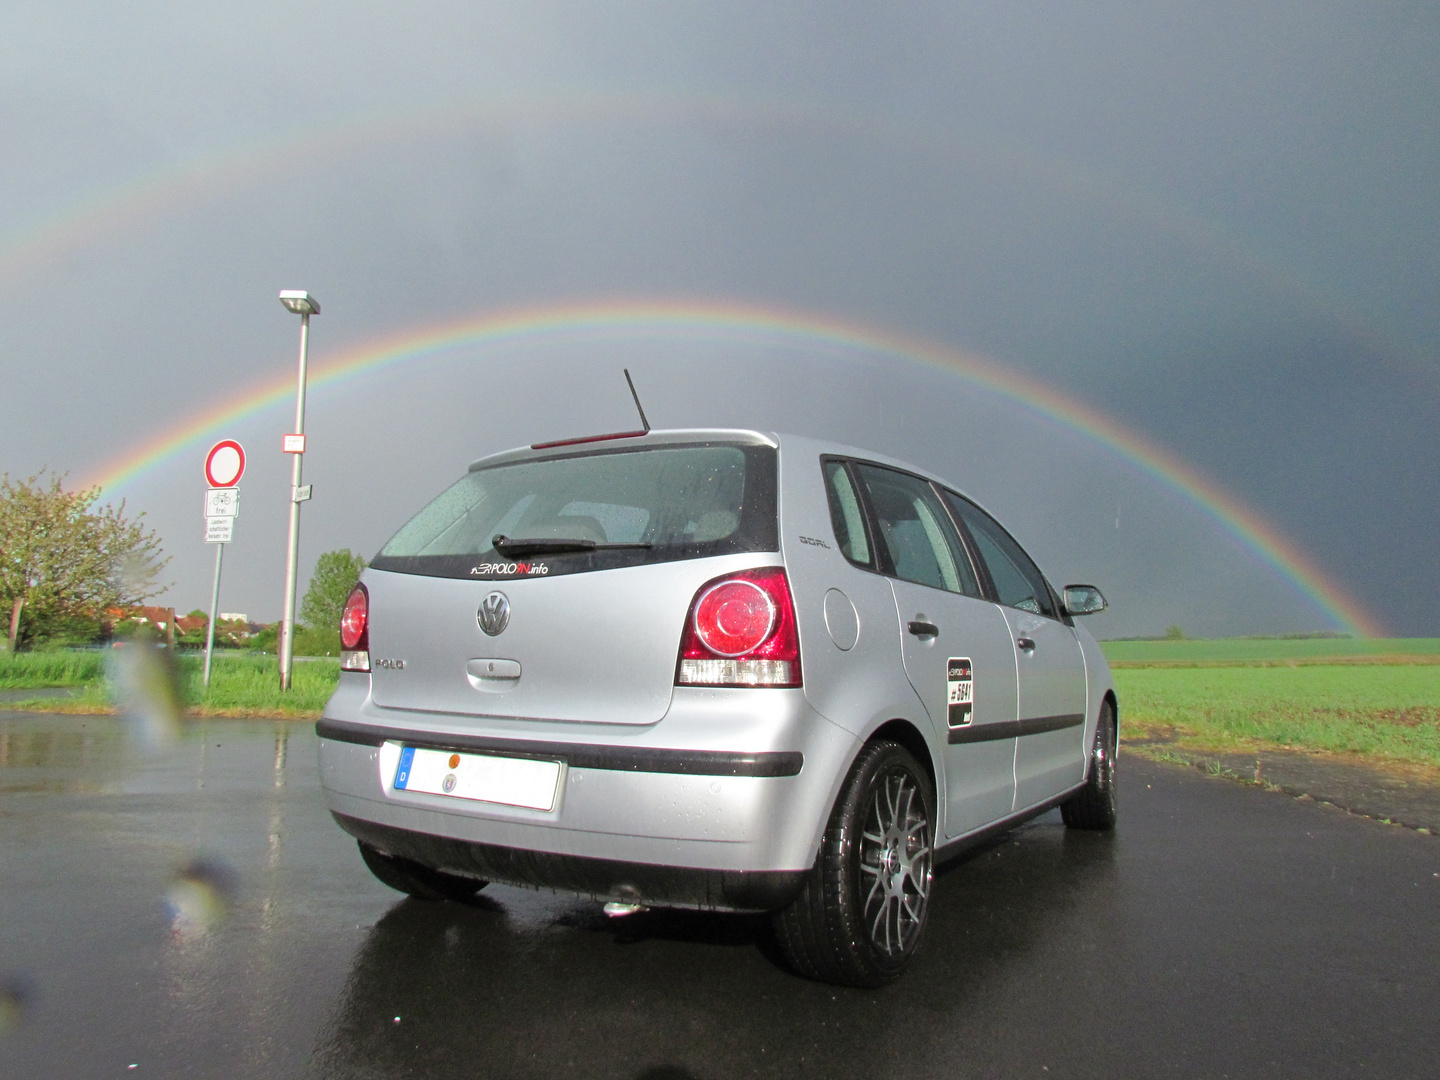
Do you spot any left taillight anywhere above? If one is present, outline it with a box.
[340,584,370,672]
[676,567,801,688]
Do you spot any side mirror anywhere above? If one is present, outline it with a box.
[1063,584,1107,616]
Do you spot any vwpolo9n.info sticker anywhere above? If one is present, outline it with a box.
[947,657,974,727]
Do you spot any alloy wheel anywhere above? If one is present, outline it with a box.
[858,767,933,957]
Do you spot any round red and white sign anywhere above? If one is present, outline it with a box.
[204,440,246,488]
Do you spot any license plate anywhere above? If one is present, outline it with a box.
[393,747,561,811]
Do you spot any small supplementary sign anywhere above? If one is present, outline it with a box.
[204,440,246,487]
[293,484,312,502]
[282,433,306,453]
[206,516,235,544]
[204,488,239,517]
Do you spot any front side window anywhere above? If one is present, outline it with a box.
[372,443,777,580]
[854,464,980,597]
[942,491,1057,617]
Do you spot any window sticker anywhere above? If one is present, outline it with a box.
[947,657,974,727]
[468,561,550,577]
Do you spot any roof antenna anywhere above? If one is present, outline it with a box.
[624,368,651,433]
[529,369,652,449]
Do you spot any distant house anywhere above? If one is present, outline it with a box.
[175,614,209,636]
[128,606,175,630]
[107,605,178,645]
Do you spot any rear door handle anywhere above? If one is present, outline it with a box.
[908,620,939,638]
[1016,636,1036,652]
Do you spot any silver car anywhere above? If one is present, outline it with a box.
[317,428,1116,986]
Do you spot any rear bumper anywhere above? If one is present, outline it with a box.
[316,677,858,908]
[332,812,809,912]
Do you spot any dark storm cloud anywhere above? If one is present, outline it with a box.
[1,2,1436,633]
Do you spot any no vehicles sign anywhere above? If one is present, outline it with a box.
[205,440,246,488]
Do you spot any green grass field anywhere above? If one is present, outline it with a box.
[1104,639,1440,770]
[1113,664,1440,768]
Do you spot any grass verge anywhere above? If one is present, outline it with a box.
[0,653,337,719]
[0,651,107,688]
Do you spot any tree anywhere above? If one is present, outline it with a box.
[300,549,368,652]
[0,471,169,652]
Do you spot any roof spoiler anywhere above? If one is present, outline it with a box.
[530,369,652,450]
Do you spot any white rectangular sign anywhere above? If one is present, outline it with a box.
[282,433,306,453]
[205,516,234,544]
[204,488,239,517]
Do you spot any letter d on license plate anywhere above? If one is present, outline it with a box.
[393,746,561,811]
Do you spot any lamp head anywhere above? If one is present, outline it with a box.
[278,290,320,316]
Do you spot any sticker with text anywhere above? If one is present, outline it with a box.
[947,657,974,728]
[469,562,551,577]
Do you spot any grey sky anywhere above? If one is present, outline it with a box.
[2,2,1436,636]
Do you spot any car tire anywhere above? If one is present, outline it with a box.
[1061,700,1118,830]
[357,841,487,902]
[772,740,935,988]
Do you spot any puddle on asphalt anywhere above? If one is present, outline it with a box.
[0,717,129,789]
[0,712,302,796]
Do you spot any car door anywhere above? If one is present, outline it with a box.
[850,463,1020,839]
[942,492,1089,810]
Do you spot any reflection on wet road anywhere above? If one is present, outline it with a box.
[1,711,1437,1078]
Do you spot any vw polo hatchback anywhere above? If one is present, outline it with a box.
[318,429,1116,986]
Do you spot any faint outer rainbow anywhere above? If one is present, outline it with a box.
[81,299,1383,637]
[2,92,1421,386]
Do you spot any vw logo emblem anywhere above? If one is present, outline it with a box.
[477,591,510,636]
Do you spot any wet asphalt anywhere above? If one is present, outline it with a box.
[1,711,1437,1080]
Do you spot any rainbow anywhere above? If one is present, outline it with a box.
[80,298,1383,637]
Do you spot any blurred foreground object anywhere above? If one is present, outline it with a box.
[0,974,35,1034]
[165,858,239,937]
[109,633,183,751]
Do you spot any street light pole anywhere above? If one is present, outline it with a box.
[277,290,319,690]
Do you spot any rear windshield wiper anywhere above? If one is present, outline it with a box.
[491,534,654,557]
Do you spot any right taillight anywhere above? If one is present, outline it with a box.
[676,567,801,688]
[340,584,370,672]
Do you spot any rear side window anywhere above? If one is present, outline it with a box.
[822,460,872,567]
[942,491,1057,617]
[854,464,981,598]
[373,443,777,580]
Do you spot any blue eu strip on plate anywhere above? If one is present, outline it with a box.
[394,746,415,789]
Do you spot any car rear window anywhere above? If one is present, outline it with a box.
[371,442,778,580]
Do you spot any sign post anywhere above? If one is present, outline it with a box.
[203,441,245,688]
